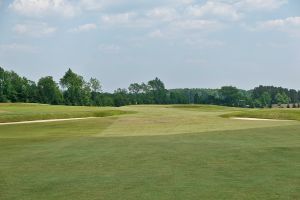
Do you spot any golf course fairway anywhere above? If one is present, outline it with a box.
[0,104,299,199]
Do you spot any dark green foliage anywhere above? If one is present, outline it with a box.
[219,86,242,106]
[113,88,130,107]
[194,93,200,104]
[148,77,168,104]
[60,69,91,106]
[0,67,299,108]
[0,67,5,102]
[275,92,290,106]
[38,76,62,104]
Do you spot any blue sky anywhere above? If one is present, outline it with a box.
[0,0,299,91]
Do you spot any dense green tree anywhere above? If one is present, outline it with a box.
[38,76,62,104]
[1,66,300,108]
[219,86,242,106]
[90,78,102,93]
[194,93,200,104]
[148,78,167,104]
[289,89,298,103]
[128,83,143,104]
[275,92,290,106]
[113,88,130,107]
[259,92,272,107]
[60,69,90,106]
[0,67,5,102]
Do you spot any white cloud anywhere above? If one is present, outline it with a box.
[9,0,79,18]
[236,0,288,11]
[253,17,300,37]
[148,29,164,38]
[101,12,136,25]
[79,0,103,11]
[78,0,133,11]
[184,38,225,48]
[69,23,97,33]
[146,7,178,22]
[101,12,153,28]
[259,17,300,28]
[187,1,241,21]
[0,43,37,53]
[98,44,121,53]
[13,22,57,37]
[171,19,221,30]
[185,58,207,65]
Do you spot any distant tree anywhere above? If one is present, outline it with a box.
[60,68,90,105]
[289,89,298,103]
[194,93,200,104]
[275,92,290,106]
[148,77,167,104]
[24,79,39,103]
[90,78,102,93]
[0,67,5,102]
[128,83,143,104]
[219,86,241,106]
[113,88,130,107]
[259,92,272,108]
[253,99,263,108]
[101,94,115,106]
[128,83,142,94]
[38,76,62,104]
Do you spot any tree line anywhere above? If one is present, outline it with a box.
[1,67,299,108]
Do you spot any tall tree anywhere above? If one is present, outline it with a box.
[0,67,5,102]
[113,88,130,107]
[148,77,167,104]
[275,92,290,106]
[259,92,272,107]
[90,78,102,93]
[38,76,62,104]
[219,86,241,106]
[128,83,143,104]
[194,93,200,104]
[60,68,90,105]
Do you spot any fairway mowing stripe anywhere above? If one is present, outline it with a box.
[232,117,295,122]
[0,117,98,125]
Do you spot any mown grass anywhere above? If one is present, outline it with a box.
[0,103,131,123]
[169,104,243,112]
[222,108,300,121]
[0,104,299,200]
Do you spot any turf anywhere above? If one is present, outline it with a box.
[222,108,300,121]
[0,103,130,123]
[0,104,299,199]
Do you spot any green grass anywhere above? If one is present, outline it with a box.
[0,104,299,199]
[0,103,130,123]
[222,108,300,121]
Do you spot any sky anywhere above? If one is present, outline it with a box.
[0,0,300,91]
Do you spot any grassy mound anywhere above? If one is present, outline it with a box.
[0,103,131,123]
[169,104,242,112]
[222,108,300,121]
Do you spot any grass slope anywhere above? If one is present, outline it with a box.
[0,104,299,199]
[222,108,300,121]
[0,103,130,123]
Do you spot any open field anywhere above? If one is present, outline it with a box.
[222,108,300,121]
[0,104,300,199]
[0,103,129,123]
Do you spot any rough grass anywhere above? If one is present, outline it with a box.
[169,104,243,112]
[0,103,131,123]
[0,104,300,199]
[222,108,300,121]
